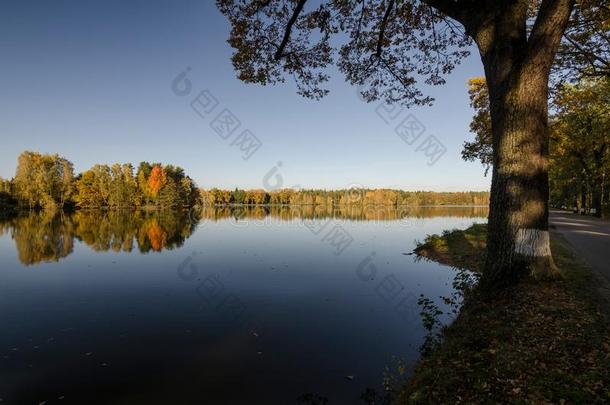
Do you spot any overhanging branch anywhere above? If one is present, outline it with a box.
[375,0,395,57]
[274,0,309,60]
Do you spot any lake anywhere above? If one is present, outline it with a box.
[0,207,487,404]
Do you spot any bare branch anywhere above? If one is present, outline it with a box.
[355,0,367,45]
[375,0,395,57]
[564,34,610,69]
[274,0,309,60]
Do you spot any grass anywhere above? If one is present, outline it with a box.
[413,223,487,272]
[399,225,610,404]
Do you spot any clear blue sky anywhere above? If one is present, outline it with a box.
[0,0,489,191]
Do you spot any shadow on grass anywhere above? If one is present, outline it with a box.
[396,224,610,404]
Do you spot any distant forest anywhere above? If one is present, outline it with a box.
[200,188,489,207]
[0,151,489,211]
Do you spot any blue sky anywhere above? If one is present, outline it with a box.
[0,0,489,191]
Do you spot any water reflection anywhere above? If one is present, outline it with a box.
[0,206,488,404]
[202,205,488,222]
[0,210,197,265]
[0,206,487,265]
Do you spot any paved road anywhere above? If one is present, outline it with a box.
[550,210,610,282]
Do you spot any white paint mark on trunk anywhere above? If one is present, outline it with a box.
[514,229,551,257]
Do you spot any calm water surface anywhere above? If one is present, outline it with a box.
[0,207,487,404]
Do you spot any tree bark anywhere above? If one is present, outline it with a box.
[467,0,574,287]
[581,182,588,214]
[483,65,559,285]
[592,181,602,217]
[591,146,606,217]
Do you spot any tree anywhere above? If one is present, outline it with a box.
[217,0,585,286]
[0,177,15,211]
[179,176,198,207]
[157,180,182,208]
[462,77,610,217]
[555,0,610,81]
[91,164,112,206]
[137,162,153,205]
[13,152,40,209]
[75,170,103,207]
[13,151,75,210]
[59,159,75,208]
[232,188,246,204]
[461,77,493,175]
[147,165,167,200]
[108,163,138,208]
[123,163,139,207]
[551,78,610,216]
[0,177,11,194]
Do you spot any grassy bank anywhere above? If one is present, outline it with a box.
[401,225,610,404]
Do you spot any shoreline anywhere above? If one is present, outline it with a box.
[401,224,610,403]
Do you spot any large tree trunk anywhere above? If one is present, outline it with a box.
[483,65,559,286]
[469,0,574,287]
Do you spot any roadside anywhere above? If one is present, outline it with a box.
[551,210,610,305]
[399,224,610,404]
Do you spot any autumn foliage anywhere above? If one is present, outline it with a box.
[147,166,166,198]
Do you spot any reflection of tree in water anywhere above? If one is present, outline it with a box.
[200,205,488,222]
[143,218,166,252]
[1,210,198,265]
[2,207,487,265]
[74,210,197,254]
[0,211,75,266]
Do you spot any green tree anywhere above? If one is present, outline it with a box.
[551,78,610,216]
[157,181,182,208]
[13,151,75,210]
[108,163,138,208]
[461,77,493,175]
[137,162,153,205]
[232,188,246,204]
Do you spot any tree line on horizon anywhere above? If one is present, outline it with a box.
[0,151,490,211]
[200,188,490,207]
